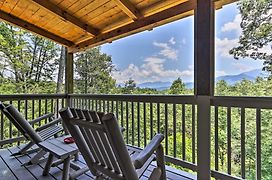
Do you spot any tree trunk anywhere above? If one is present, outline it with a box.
[56,46,65,93]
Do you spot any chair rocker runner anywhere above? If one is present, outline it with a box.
[0,102,63,164]
[60,107,166,180]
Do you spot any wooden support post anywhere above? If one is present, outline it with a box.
[65,47,74,102]
[194,0,214,179]
[194,0,214,96]
[64,48,73,134]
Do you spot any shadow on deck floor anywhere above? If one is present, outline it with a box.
[0,145,196,180]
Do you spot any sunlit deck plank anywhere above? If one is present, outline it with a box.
[0,144,195,180]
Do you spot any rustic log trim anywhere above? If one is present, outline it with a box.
[113,0,142,20]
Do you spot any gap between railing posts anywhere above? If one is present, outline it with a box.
[197,95,211,180]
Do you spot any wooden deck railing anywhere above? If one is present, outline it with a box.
[0,94,271,179]
[0,94,67,146]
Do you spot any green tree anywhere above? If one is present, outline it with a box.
[168,77,185,94]
[122,78,136,94]
[230,0,272,75]
[74,47,116,94]
[0,22,60,93]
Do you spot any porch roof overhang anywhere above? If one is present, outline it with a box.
[0,0,235,53]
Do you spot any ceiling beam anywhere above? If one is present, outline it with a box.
[30,0,99,36]
[0,9,74,46]
[69,1,195,52]
[112,0,142,20]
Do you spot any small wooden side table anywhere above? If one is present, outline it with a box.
[39,135,89,180]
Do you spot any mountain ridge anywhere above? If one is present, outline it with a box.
[137,69,267,90]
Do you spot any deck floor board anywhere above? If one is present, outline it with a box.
[0,145,196,180]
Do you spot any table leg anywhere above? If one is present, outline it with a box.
[62,155,71,180]
[43,153,54,176]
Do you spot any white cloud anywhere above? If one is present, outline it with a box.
[153,39,178,60]
[231,63,255,72]
[221,14,242,34]
[112,57,193,84]
[169,37,176,45]
[216,37,239,58]
[216,70,227,77]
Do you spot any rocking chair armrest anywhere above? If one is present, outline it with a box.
[35,118,62,131]
[133,134,164,169]
[29,113,55,125]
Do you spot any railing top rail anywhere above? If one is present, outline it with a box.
[211,96,272,109]
[0,94,67,101]
[68,94,197,104]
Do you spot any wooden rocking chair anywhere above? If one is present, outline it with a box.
[0,102,63,164]
[59,107,166,180]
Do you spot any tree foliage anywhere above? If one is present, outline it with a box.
[0,22,60,93]
[74,47,116,94]
[168,77,185,94]
[230,0,272,74]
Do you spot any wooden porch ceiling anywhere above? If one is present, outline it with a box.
[0,0,235,53]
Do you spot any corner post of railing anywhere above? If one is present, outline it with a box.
[196,96,211,179]
[194,0,214,179]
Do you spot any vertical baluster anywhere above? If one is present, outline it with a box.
[227,107,231,174]
[106,100,109,113]
[150,102,153,140]
[32,100,35,127]
[131,102,134,146]
[94,100,97,111]
[192,104,195,164]
[116,101,119,122]
[165,103,168,155]
[144,102,147,146]
[17,100,21,145]
[1,111,3,142]
[9,101,12,141]
[45,99,48,122]
[62,98,65,108]
[81,98,84,109]
[76,98,79,108]
[120,101,124,127]
[44,99,48,123]
[173,103,177,157]
[99,100,102,112]
[126,101,129,144]
[104,100,106,112]
[111,101,114,113]
[51,99,54,114]
[241,108,245,179]
[215,106,219,171]
[182,104,186,160]
[137,102,140,147]
[72,98,75,107]
[256,108,261,180]
[39,99,42,125]
[157,103,160,133]
[88,99,91,110]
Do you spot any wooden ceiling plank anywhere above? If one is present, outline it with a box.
[0,9,74,46]
[69,0,196,52]
[1,0,19,14]
[30,0,99,36]
[112,0,142,20]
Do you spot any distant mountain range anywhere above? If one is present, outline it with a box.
[137,69,267,90]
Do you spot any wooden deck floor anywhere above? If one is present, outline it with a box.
[0,145,196,180]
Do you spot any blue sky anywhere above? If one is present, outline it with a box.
[101,2,264,84]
